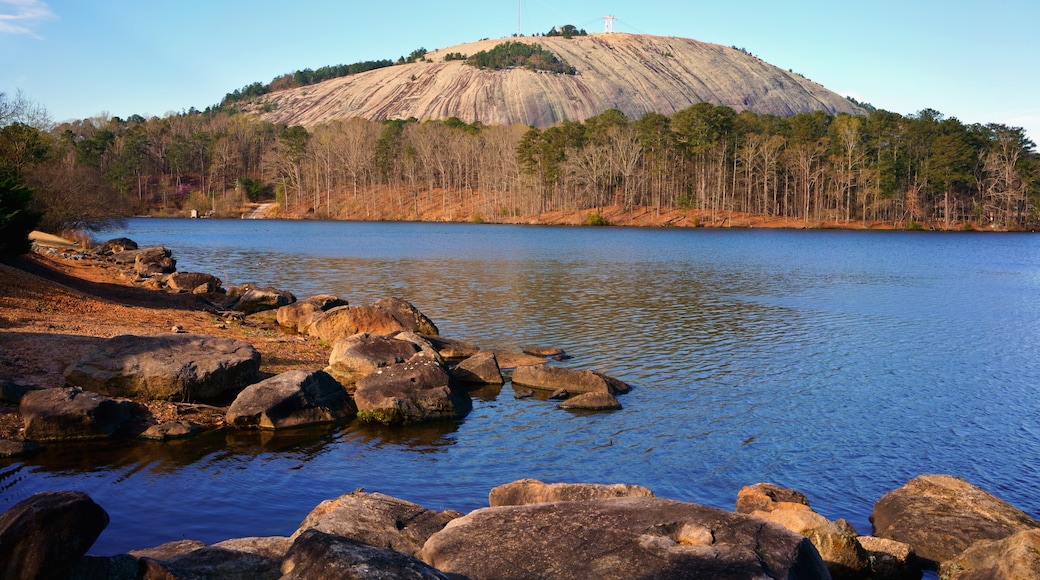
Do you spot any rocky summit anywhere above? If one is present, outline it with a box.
[249,33,864,128]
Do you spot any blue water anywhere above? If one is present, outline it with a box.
[4,218,1040,556]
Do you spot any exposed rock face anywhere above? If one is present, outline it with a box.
[372,297,439,336]
[308,305,409,344]
[511,365,630,395]
[354,358,472,424]
[63,333,261,403]
[420,496,830,580]
[226,284,297,314]
[0,491,110,580]
[737,483,870,580]
[451,351,503,385]
[277,294,348,333]
[325,333,422,386]
[20,387,135,441]
[226,369,357,429]
[134,246,176,276]
[250,34,864,129]
[938,528,1040,580]
[558,391,622,410]
[282,529,450,580]
[489,478,654,507]
[293,491,459,559]
[870,474,1040,566]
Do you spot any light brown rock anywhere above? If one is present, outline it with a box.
[489,478,654,507]
[870,474,1040,566]
[308,305,409,344]
[939,528,1040,580]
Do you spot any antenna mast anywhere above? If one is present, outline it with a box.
[603,14,616,33]
[518,0,522,36]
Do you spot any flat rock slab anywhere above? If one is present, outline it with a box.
[511,365,631,395]
[21,387,136,441]
[558,391,622,410]
[489,478,654,507]
[63,333,261,403]
[420,496,829,580]
[226,369,356,430]
[871,474,1040,566]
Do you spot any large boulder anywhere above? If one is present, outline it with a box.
[308,305,410,344]
[277,294,348,333]
[420,496,830,580]
[737,483,870,580]
[292,490,459,559]
[134,246,176,276]
[870,474,1040,567]
[226,369,357,430]
[325,333,422,387]
[489,478,654,507]
[282,529,449,580]
[354,358,472,425]
[63,333,261,403]
[21,387,135,441]
[0,491,109,580]
[165,271,223,293]
[451,351,503,385]
[372,297,439,336]
[511,365,631,395]
[97,237,138,254]
[938,528,1040,580]
[226,284,297,315]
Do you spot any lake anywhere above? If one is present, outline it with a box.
[4,218,1040,556]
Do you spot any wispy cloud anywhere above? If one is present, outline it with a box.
[0,0,56,38]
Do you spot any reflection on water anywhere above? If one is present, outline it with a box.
[4,220,1040,556]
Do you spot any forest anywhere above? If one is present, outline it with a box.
[1,89,1038,235]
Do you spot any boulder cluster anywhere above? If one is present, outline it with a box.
[4,475,1038,579]
[6,240,631,452]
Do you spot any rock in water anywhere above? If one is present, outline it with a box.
[354,358,471,425]
[226,369,356,430]
[0,491,109,580]
[871,474,1040,567]
[420,496,830,580]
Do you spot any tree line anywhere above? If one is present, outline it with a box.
[2,89,1038,235]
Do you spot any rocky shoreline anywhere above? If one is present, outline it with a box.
[2,239,1039,578]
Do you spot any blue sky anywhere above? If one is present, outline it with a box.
[2,0,1038,143]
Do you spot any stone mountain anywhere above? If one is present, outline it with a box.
[247,33,864,128]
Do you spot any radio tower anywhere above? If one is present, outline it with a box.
[517,0,522,36]
[603,14,616,33]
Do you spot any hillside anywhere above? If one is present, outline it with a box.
[247,33,864,128]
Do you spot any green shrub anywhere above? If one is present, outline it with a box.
[0,175,43,256]
[584,210,610,226]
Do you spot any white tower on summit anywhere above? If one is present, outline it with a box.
[603,14,616,33]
